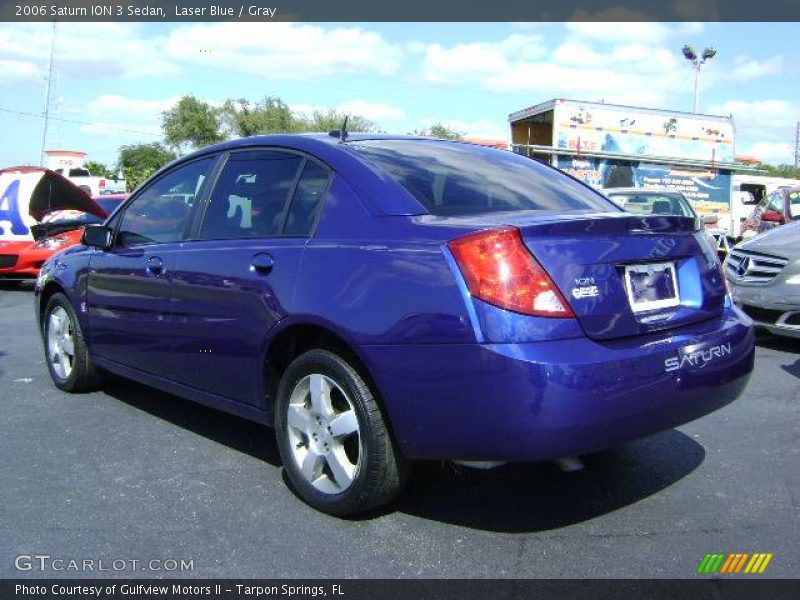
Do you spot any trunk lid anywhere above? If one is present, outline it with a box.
[438,211,726,341]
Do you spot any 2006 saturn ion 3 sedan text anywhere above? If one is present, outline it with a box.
[35,134,755,516]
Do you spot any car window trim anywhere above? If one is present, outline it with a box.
[110,155,221,249]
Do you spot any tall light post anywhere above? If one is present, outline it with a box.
[682,45,716,113]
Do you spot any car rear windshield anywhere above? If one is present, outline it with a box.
[607,193,694,217]
[349,140,614,216]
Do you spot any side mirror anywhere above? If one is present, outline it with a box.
[82,224,113,249]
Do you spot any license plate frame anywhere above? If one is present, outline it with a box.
[624,261,680,313]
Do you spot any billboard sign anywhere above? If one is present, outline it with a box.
[553,102,734,163]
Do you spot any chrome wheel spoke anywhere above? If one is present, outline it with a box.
[287,404,314,434]
[61,333,75,356]
[300,449,325,483]
[329,410,358,438]
[309,373,333,418]
[326,446,355,490]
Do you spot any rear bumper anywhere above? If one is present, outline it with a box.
[362,307,754,461]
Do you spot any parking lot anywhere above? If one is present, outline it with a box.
[0,283,797,579]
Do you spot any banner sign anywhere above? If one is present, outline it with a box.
[556,156,733,215]
[553,101,735,163]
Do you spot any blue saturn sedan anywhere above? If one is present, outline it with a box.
[35,134,755,515]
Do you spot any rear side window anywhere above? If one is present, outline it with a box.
[349,140,612,216]
[199,150,303,240]
[284,161,329,237]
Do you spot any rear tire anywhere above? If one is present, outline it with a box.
[275,349,408,516]
[43,293,102,392]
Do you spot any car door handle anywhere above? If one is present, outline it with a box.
[146,256,164,275]
[250,253,275,275]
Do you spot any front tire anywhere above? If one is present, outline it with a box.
[275,349,408,516]
[43,293,102,392]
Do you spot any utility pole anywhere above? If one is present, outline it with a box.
[40,22,56,167]
[795,121,799,169]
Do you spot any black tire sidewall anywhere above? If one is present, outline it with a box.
[43,294,85,391]
[275,350,381,516]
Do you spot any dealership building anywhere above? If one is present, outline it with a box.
[508,98,748,219]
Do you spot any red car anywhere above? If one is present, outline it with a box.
[0,166,125,282]
[740,186,800,238]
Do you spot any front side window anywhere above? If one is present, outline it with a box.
[117,159,213,246]
[348,140,613,216]
[198,150,304,240]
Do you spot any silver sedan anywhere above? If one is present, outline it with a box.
[725,221,800,338]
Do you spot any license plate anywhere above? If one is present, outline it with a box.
[624,262,680,313]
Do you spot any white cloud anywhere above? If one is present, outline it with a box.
[0,58,39,83]
[164,23,404,79]
[418,31,688,107]
[79,121,161,138]
[565,21,675,44]
[86,95,179,117]
[291,99,405,123]
[337,100,405,122]
[416,118,508,141]
[729,55,784,81]
[0,23,177,80]
[739,141,794,165]
[707,99,799,165]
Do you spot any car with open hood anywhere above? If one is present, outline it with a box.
[34,134,754,516]
[726,221,800,338]
[0,167,123,281]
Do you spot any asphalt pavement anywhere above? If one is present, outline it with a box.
[1,283,798,578]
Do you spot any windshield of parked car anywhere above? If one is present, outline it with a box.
[348,140,614,216]
[785,189,800,219]
[607,192,694,218]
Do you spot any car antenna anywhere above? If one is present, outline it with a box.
[329,116,349,142]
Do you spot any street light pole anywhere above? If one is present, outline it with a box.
[682,45,716,113]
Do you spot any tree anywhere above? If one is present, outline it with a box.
[84,160,116,179]
[219,96,302,137]
[161,95,225,152]
[761,163,800,179]
[303,109,378,134]
[409,122,464,140]
[117,143,177,191]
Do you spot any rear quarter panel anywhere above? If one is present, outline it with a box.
[291,175,475,346]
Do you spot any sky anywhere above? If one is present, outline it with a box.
[0,21,797,168]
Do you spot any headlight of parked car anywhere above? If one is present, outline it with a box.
[33,237,69,250]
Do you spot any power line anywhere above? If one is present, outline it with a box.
[0,106,161,138]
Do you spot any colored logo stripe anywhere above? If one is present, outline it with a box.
[697,553,773,574]
[744,553,773,574]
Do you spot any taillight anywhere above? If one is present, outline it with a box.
[448,227,574,318]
